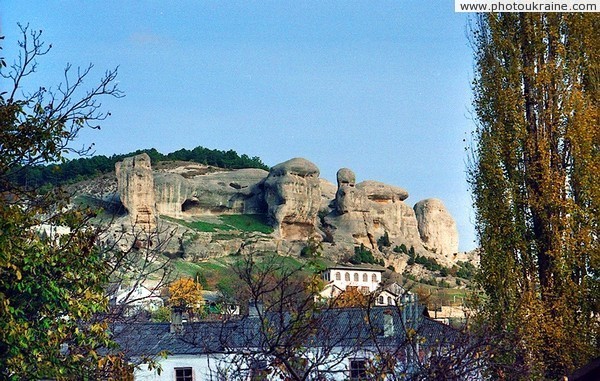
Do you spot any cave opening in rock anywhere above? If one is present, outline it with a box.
[181,199,201,213]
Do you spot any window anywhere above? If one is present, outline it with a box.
[360,286,369,294]
[345,272,350,281]
[175,367,193,381]
[362,273,368,282]
[354,273,359,282]
[378,296,384,304]
[350,359,367,380]
[372,274,378,282]
[387,296,393,305]
[335,272,341,281]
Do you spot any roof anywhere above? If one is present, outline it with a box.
[114,306,457,359]
[324,265,385,272]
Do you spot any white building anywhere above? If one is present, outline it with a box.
[113,284,164,313]
[322,266,383,294]
[114,299,482,381]
[320,266,406,306]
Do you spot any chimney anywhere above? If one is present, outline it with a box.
[383,310,394,337]
[248,300,263,318]
[400,293,421,328]
[170,306,184,334]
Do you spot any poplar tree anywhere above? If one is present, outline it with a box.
[469,13,599,379]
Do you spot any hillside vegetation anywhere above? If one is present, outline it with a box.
[10,146,269,190]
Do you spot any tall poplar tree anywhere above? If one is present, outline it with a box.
[469,13,599,379]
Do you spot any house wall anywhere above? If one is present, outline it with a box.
[133,349,390,381]
[134,354,232,381]
[323,269,381,293]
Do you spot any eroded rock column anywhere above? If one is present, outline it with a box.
[263,158,321,240]
[414,198,459,255]
[115,153,157,230]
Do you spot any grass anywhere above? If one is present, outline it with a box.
[162,216,233,233]
[407,283,471,307]
[219,214,273,234]
[161,214,273,234]
[170,252,325,292]
[171,258,235,291]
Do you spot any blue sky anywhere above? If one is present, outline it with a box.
[1,1,477,251]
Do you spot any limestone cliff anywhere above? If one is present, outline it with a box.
[153,164,267,217]
[115,153,156,230]
[113,154,465,271]
[263,158,321,240]
[325,168,421,250]
[414,198,459,255]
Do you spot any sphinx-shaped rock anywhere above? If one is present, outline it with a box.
[115,153,157,229]
[414,198,459,255]
[326,168,420,249]
[263,158,321,240]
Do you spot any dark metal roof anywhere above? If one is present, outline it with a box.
[324,265,385,272]
[114,306,457,358]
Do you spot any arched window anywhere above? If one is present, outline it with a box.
[345,272,350,281]
[378,296,384,305]
[335,272,341,281]
[387,296,393,305]
[372,274,378,283]
[354,273,359,282]
[362,273,368,282]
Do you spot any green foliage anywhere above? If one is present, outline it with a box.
[11,146,269,190]
[393,244,407,254]
[349,244,377,265]
[300,237,322,258]
[195,271,209,289]
[414,254,442,272]
[150,306,171,322]
[419,277,438,287]
[455,261,475,280]
[377,232,391,250]
[0,25,130,379]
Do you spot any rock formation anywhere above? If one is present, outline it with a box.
[153,165,267,217]
[414,198,459,255]
[115,153,157,229]
[263,158,321,240]
[113,154,466,270]
[325,168,421,249]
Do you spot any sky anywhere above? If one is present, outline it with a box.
[1,1,478,251]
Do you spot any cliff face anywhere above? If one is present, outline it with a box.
[152,165,267,217]
[114,154,461,266]
[263,158,321,240]
[324,168,421,250]
[414,198,459,255]
[115,153,156,230]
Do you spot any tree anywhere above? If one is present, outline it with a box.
[139,254,491,381]
[0,24,128,379]
[469,13,599,379]
[330,286,368,308]
[168,277,203,313]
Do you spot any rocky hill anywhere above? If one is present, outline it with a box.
[80,153,477,284]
